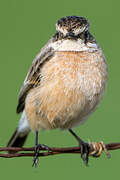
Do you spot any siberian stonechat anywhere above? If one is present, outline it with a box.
[7,16,108,166]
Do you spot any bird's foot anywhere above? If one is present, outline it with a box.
[68,129,91,165]
[78,141,90,166]
[32,144,50,167]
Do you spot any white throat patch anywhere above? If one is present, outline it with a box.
[50,39,98,52]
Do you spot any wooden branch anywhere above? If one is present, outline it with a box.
[0,142,120,158]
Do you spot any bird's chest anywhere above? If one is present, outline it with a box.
[41,50,107,101]
[25,50,107,130]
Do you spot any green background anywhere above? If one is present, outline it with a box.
[0,0,119,179]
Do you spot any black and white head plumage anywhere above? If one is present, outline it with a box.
[56,16,90,37]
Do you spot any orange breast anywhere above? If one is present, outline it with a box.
[25,50,107,131]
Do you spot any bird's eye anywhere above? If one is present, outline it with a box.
[55,32,59,40]
[85,31,89,43]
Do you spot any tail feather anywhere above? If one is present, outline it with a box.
[7,128,29,154]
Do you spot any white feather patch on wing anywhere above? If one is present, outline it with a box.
[18,111,30,135]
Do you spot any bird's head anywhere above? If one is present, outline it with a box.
[56,16,89,39]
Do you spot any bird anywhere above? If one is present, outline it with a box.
[7,16,108,166]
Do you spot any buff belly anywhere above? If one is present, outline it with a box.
[25,51,107,132]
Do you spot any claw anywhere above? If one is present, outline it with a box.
[79,142,90,166]
[32,144,50,167]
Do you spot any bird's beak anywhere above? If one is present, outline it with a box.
[67,32,74,39]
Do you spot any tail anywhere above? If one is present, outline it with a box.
[7,111,30,153]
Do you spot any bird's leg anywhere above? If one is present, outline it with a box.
[32,131,39,167]
[32,131,50,167]
[69,129,90,166]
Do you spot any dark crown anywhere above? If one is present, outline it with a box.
[56,16,89,33]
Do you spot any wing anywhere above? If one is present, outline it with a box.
[16,38,55,113]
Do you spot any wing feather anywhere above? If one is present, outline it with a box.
[17,39,55,113]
